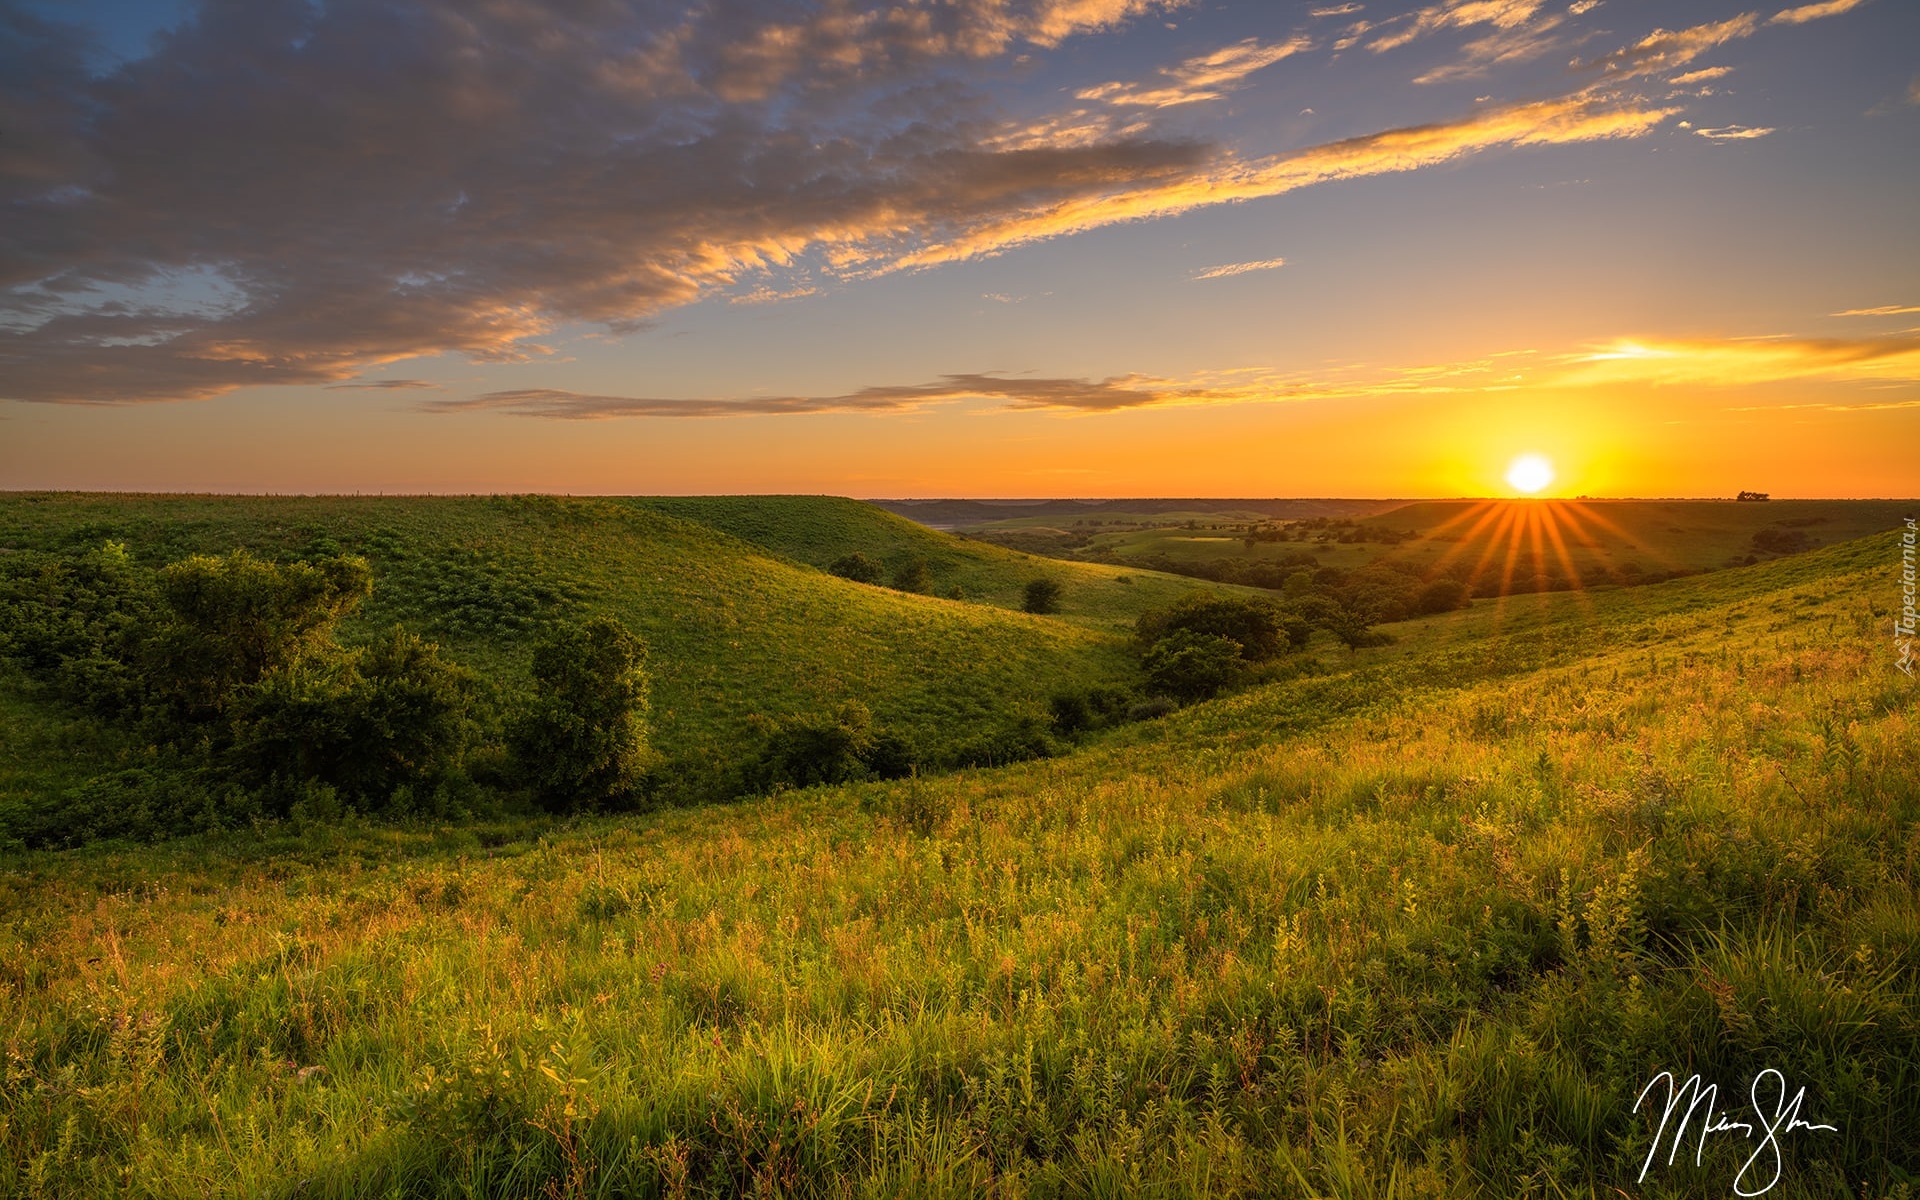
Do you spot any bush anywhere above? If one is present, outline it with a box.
[1137,594,1290,661]
[509,616,652,813]
[148,550,373,722]
[949,711,1055,769]
[1048,684,1134,735]
[744,700,915,792]
[231,626,480,806]
[1415,578,1470,614]
[1142,629,1243,701]
[828,553,883,584]
[890,558,931,593]
[1023,578,1063,614]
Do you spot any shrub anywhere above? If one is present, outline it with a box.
[232,627,480,806]
[949,711,1055,769]
[744,700,915,792]
[1136,594,1290,661]
[1022,578,1063,614]
[1048,684,1135,735]
[1416,578,1470,614]
[828,553,883,584]
[148,550,373,721]
[510,616,652,813]
[890,558,931,593]
[1142,629,1243,701]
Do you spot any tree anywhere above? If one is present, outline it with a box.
[1415,578,1469,614]
[828,552,883,584]
[745,700,913,792]
[1142,629,1243,701]
[891,558,931,593]
[510,616,652,812]
[1023,578,1063,614]
[149,550,372,720]
[1136,594,1289,661]
[232,626,479,805]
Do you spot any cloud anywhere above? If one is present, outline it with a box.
[884,92,1676,271]
[1768,0,1871,25]
[1833,304,1920,316]
[1311,4,1364,16]
[1560,334,1920,388]
[1411,16,1573,83]
[1695,124,1774,139]
[1668,66,1733,84]
[430,374,1194,418]
[427,328,1920,422]
[1579,13,1763,83]
[1367,0,1547,55]
[323,378,443,391]
[0,0,1680,406]
[1193,257,1287,280]
[1077,36,1312,108]
[1,0,1205,404]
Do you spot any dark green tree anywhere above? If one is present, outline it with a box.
[1136,594,1290,661]
[891,558,931,593]
[1023,578,1063,614]
[828,552,883,584]
[510,616,651,812]
[1142,629,1243,701]
[232,627,479,806]
[148,550,372,720]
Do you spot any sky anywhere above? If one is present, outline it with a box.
[1,0,1916,498]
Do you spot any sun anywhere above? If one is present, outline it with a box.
[1505,454,1555,495]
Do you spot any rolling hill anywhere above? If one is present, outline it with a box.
[0,494,1243,777]
[0,522,1912,1196]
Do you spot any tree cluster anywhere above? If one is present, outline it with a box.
[0,544,653,845]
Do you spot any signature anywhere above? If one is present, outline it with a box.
[1634,1068,1838,1196]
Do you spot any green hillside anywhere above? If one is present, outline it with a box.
[1,526,1913,1196]
[0,494,1184,770]
[623,494,1246,629]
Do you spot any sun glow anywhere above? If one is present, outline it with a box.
[1505,454,1555,494]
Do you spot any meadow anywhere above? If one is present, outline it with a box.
[0,493,1244,802]
[969,500,1918,592]
[0,495,1914,1197]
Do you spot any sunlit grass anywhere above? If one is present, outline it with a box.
[0,533,1913,1196]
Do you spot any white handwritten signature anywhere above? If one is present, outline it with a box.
[1634,1068,1838,1196]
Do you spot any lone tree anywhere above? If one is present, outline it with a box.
[1142,629,1242,701]
[828,552,883,584]
[511,616,652,812]
[891,558,931,594]
[1023,578,1063,614]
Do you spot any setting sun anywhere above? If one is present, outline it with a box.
[1505,454,1555,495]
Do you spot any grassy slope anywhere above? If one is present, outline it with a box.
[0,494,1186,765]
[623,494,1256,631]
[1,533,1914,1196]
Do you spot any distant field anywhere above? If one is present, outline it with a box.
[971,498,1919,590]
[0,494,1242,774]
[1,526,1913,1196]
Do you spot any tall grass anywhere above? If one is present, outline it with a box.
[0,533,1914,1197]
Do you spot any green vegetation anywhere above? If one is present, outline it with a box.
[0,497,1914,1197]
[985,500,1917,604]
[0,495,1247,801]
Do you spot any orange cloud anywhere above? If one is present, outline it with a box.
[1769,0,1871,25]
[1561,334,1920,389]
[885,93,1675,270]
[1078,35,1312,107]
